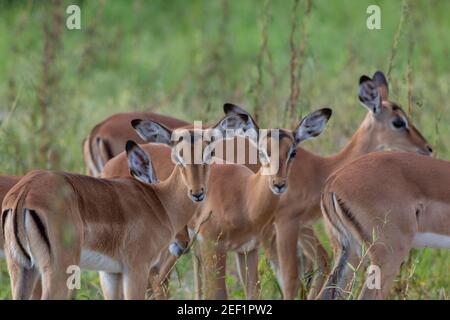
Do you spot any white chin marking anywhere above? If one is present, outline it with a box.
[412,232,450,249]
[80,250,122,273]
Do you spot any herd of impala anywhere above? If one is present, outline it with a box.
[0,71,448,300]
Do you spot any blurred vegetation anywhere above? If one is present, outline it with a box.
[0,0,448,299]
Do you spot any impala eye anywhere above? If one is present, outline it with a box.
[392,118,406,129]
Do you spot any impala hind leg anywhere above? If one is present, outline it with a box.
[30,278,42,300]
[235,249,260,299]
[23,210,81,299]
[99,272,123,300]
[358,240,412,300]
[318,239,361,300]
[275,218,300,299]
[5,256,39,300]
[297,226,330,299]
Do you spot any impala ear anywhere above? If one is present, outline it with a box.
[223,103,259,131]
[359,75,382,114]
[126,140,158,184]
[294,108,332,144]
[223,103,251,117]
[131,119,172,146]
[210,111,259,144]
[372,71,389,101]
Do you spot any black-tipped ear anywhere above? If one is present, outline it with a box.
[294,108,332,144]
[223,103,249,116]
[131,119,142,129]
[131,119,172,145]
[211,112,259,144]
[125,140,138,154]
[359,75,371,85]
[372,71,389,100]
[126,140,158,184]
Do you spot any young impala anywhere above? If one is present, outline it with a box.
[319,152,450,299]
[254,71,432,299]
[190,106,332,299]
[1,113,246,299]
[0,176,21,258]
[83,111,188,177]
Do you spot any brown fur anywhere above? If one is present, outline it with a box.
[83,112,188,176]
[318,152,450,299]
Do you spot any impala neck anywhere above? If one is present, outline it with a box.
[154,167,198,233]
[330,114,380,169]
[246,171,280,226]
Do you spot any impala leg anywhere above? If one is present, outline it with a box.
[40,264,75,300]
[99,271,123,300]
[359,240,412,300]
[297,226,330,300]
[123,265,151,300]
[318,241,360,300]
[235,248,260,299]
[261,224,281,281]
[155,252,180,299]
[192,243,203,299]
[275,218,300,299]
[30,278,42,300]
[5,254,39,300]
[201,242,227,300]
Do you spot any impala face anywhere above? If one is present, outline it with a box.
[172,130,212,202]
[259,130,297,195]
[371,101,432,156]
[359,72,432,156]
[223,106,333,196]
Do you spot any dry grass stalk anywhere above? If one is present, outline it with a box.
[37,0,63,166]
[387,0,409,81]
[253,0,271,124]
[285,0,311,127]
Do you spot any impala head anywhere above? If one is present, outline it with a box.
[358,71,432,156]
[131,113,252,203]
[224,103,332,195]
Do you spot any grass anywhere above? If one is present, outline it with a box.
[0,0,448,299]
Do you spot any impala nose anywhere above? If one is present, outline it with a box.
[272,183,286,195]
[190,189,205,202]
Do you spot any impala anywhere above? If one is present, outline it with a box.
[0,176,21,258]
[190,106,332,299]
[101,140,191,299]
[1,113,246,299]
[83,111,188,177]
[318,152,450,299]
[100,113,261,299]
[251,71,433,299]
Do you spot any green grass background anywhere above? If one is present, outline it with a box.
[0,0,448,299]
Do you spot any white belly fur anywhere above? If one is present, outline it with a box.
[80,250,122,273]
[412,232,450,249]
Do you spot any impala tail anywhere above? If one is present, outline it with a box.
[83,133,114,177]
[2,199,51,269]
[319,190,364,300]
